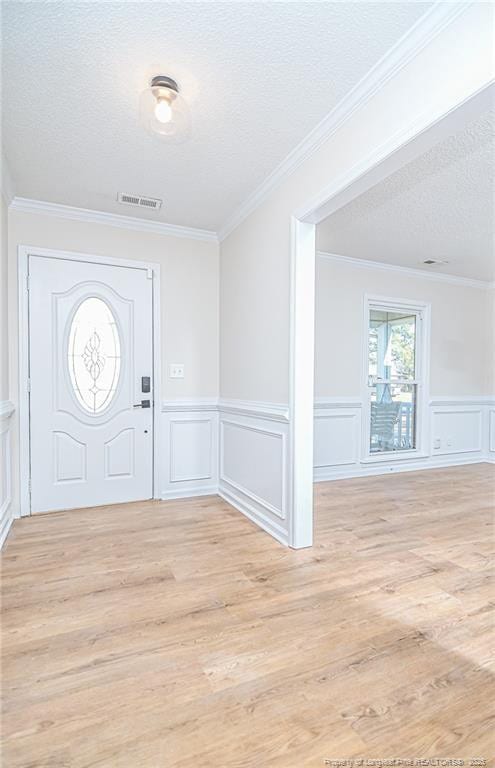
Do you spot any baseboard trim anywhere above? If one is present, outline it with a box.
[161,485,218,501]
[218,483,289,547]
[0,508,14,549]
[315,455,491,482]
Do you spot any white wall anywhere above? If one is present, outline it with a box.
[218,4,494,543]
[220,4,493,405]
[313,255,494,481]
[1,184,15,546]
[7,209,220,516]
[9,210,219,399]
[315,256,494,399]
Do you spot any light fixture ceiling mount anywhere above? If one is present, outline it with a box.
[140,74,190,142]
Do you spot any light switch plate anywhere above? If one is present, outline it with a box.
[169,363,184,379]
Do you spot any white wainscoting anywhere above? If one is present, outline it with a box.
[218,400,290,546]
[314,396,495,481]
[314,399,362,481]
[488,408,495,461]
[0,401,15,548]
[161,400,219,499]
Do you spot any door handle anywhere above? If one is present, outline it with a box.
[133,400,151,409]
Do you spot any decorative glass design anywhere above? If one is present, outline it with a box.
[68,297,121,414]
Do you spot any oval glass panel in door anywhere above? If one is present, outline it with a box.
[68,297,121,414]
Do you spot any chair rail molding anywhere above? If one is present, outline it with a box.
[218,398,289,423]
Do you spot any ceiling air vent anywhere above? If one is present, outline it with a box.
[118,192,162,211]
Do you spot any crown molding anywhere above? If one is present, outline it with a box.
[317,251,493,291]
[1,151,15,205]
[9,197,219,243]
[218,1,472,242]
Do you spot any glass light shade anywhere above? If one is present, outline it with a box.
[140,84,191,142]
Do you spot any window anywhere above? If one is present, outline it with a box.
[365,298,427,457]
[68,297,121,414]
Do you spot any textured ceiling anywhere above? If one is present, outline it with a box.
[2,1,431,230]
[317,109,495,282]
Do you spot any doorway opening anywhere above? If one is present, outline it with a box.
[288,84,493,549]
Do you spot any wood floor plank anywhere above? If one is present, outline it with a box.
[1,464,494,766]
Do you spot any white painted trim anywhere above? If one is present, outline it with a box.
[314,396,362,409]
[161,486,218,501]
[361,293,431,463]
[315,396,495,409]
[17,252,30,517]
[161,406,219,499]
[1,152,15,205]
[288,217,315,549]
[289,78,492,552]
[0,401,15,421]
[0,403,14,548]
[318,252,493,291]
[315,455,490,483]
[10,197,218,243]
[218,485,288,547]
[218,398,289,423]
[162,398,219,413]
[17,245,163,515]
[218,2,472,241]
[296,82,494,225]
[430,396,495,407]
[219,416,287,521]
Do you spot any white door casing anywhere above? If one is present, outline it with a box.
[28,255,154,513]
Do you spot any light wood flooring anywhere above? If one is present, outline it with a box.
[1,464,494,767]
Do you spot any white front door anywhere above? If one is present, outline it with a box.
[29,255,154,513]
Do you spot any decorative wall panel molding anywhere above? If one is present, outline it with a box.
[0,401,15,549]
[431,407,483,456]
[161,396,493,517]
[218,408,289,546]
[314,397,495,481]
[488,409,495,457]
[161,405,218,500]
[314,407,361,481]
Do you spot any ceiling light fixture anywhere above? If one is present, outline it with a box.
[140,75,190,141]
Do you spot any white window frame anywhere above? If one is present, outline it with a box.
[361,294,431,463]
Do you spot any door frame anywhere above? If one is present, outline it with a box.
[18,245,162,516]
[288,82,493,548]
